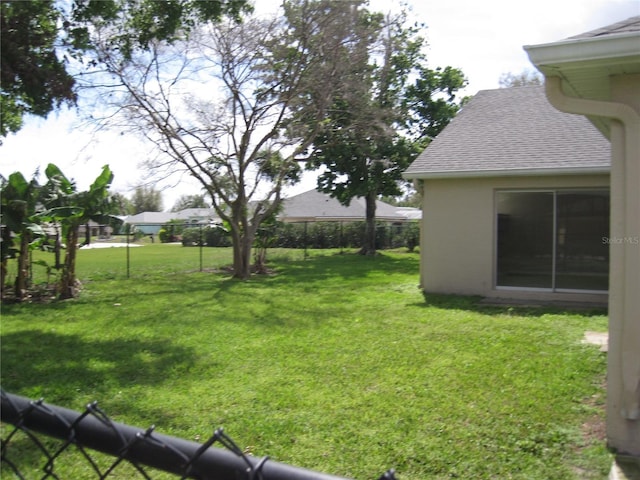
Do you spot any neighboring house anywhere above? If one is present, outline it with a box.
[124,190,419,236]
[525,16,640,459]
[394,206,422,221]
[124,209,220,235]
[123,212,176,235]
[278,189,420,223]
[173,208,221,227]
[78,220,113,239]
[403,85,610,305]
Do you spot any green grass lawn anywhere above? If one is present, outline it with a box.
[1,244,611,479]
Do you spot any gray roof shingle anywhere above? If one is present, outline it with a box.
[404,86,610,179]
[123,193,420,226]
[124,211,175,224]
[569,15,640,39]
[124,209,220,225]
[280,189,414,222]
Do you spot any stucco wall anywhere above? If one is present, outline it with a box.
[607,73,640,453]
[419,173,610,303]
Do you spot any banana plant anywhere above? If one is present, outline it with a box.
[0,171,45,301]
[41,163,113,299]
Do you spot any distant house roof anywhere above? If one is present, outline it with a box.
[124,209,220,226]
[395,207,422,221]
[124,191,420,227]
[403,86,611,180]
[279,189,419,223]
[172,208,220,223]
[125,211,175,225]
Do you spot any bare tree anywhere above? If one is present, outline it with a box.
[87,3,351,278]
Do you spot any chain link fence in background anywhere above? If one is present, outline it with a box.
[0,220,419,296]
[179,221,419,252]
[1,391,397,480]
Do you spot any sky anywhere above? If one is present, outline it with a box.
[1,0,638,211]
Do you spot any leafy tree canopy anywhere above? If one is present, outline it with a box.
[109,192,134,216]
[0,0,76,137]
[306,6,466,254]
[172,194,209,212]
[67,0,252,59]
[404,65,468,144]
[0,0,251,138]
[131,186,163,214]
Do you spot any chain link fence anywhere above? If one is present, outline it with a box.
[0,220,419,298]
[1,390,397,480]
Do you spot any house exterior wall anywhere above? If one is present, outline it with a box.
[419,173,610,303]
[607,73,640,454]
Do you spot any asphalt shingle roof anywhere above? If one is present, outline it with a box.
[125,191,420,225]
[280,189,415,222]
[569,15,640,39]
[404,86,610,178]
[124,209,220,225]
[125,211,175,224]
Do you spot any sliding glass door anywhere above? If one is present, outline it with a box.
[496,190,609,291]
[496,192,554,288]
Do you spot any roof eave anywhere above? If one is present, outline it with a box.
[524,31,640,67]
[403,166,610,180]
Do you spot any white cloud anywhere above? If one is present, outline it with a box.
[397,0,639,94]
[1,108,157,198]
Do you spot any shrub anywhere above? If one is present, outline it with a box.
[203,226,231,247]
[181,228,201,246]
[179,221,417,250]
[158,228,169,243]
[404,222,420,252]
[181,226,231,247]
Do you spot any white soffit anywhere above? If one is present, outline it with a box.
[524,29,640,134]
[403,166,610,180]
[524,31,640,68]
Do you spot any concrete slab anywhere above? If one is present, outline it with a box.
[583,331,609,352]
[610,456,640,480]
[80,242,142,249]
[478,297,608,310]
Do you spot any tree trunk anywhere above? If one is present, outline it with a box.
[54,229,62,269]
[14,231,31,301]
[231,228,254,280]
[359,191,377,256]
[0,259,7,301]
[59,226,80,299]
[254,246,267,274]
[1,225,7,301]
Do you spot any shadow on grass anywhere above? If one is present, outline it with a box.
[206,251,420,300]
[412,292,608,318]
[1,330,198,401]
[267,251,419,283]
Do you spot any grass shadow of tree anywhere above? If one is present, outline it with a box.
[265,251,419,285]
[1,330,198,405]
[209,251,419,301]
